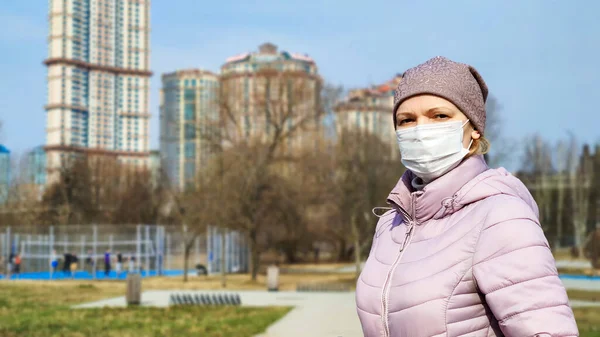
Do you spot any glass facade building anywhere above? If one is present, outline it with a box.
[160,70,219,190]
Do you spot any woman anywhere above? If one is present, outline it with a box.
[356,56,578,336]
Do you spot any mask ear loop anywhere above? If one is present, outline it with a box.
[372,207,393,218]
[462,119,474,151]
[467,139,474,150]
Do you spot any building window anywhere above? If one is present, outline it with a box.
[184,89,195,101]
[184,124,196,140]
[184,103,195,121]
[184,162,195,180]
[184,142,195,158]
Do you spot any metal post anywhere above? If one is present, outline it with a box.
[194,236,200,265]
[136,225,141,273]
[5,227,10,280]
[80,235,85,257]
[49,226,54,278]
[15,234,20,257]
[38,235,43,273]
[214,226,220,274]
[63,234,67,256]
[145,225,150,275]
[154,226,160,274]
[80,235,85,275]
[24,235,29,257]
[221,227,226,287]
[92,225,97,280]
[166,233,171,271]
[161,226,165,274]
[206,226,212,274]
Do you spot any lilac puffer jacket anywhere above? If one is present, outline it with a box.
[356,155,578,337]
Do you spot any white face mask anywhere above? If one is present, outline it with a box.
[396,120,472,182]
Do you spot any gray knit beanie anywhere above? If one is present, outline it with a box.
[393,56,489,134]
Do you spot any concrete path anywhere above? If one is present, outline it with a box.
[561,277,600,291]
[556,260,592,269]
[75,290,363,337]
[76,281,600,337]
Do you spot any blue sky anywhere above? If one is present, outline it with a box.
[0,0,599,170]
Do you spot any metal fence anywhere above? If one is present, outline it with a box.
[0,224,249,279]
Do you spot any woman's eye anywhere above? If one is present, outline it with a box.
[398,119,414,126]
[434,114,449,119]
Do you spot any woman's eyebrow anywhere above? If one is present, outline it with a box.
[426,107,454,114]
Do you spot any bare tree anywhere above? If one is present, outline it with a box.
[316,128,399,276]
[571,140,593,257]
[40,155,164,226]
[213,70,324,280]
[484,95,513,168]
[0,153,44,226]
[554,139,569,249]
[520,134,555,235]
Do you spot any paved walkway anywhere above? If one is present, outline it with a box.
[75,290,363,337]
[75,275,600,337]
[561,277,600,292]
[556,260,592,269]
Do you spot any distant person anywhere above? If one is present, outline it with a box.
[63,252,72,277]
[70,254,78,279]
[127,253,135,273]
[13,254,21,277]
[104,250,111,277]
[50,250,58,277]
[7,252,15,277]
[355,56,578,336]
[116,251,123,276]
[85,249,94,274]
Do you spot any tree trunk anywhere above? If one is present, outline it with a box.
[351,215,361,278]
[283,241,297,264]
[183,241,192,283]
[337,238,347,262]
[182,224,190,282]
[556,175,565,250]
[248,230,260,281]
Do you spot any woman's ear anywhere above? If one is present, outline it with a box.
[471,130,481,140]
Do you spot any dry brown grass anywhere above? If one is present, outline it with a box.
[7,272,357,296]
[279,262,352,270]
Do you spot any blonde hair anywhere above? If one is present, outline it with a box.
[466,122,490,157]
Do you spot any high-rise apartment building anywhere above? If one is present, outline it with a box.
[45,0,151,183]
[160,44,322,189]
[160,70,219,190]
[335,75,402,158]
[26,146,47,186]
[220,43,323,153]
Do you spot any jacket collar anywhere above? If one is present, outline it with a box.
[387,155,489,224]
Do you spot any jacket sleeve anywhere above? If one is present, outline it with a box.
[472,196,579,337]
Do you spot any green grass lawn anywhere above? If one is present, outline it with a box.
[1,281,599,336]
[575,308,600,336]
[0,283,290,337]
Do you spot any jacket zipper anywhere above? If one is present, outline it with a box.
[381,194,417,337]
